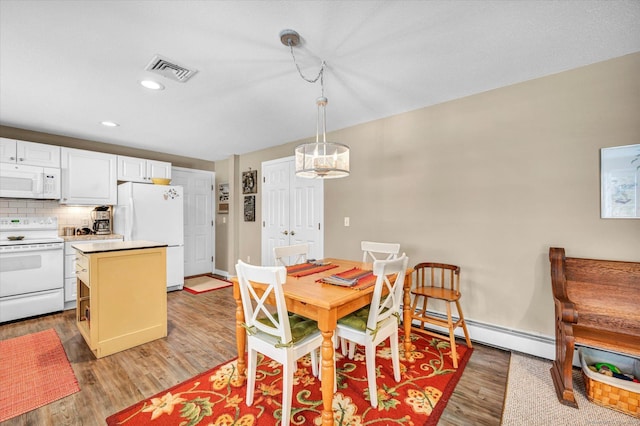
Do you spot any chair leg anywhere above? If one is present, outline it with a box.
[456,300,473,348]
[364,342,379,408]
[348,341,357,359]
[246,348,257,405]
[390,332,401,382]
[446,303,458,368]
[311,349,319,377]
[281,357,296,426]
[420,296,429,330]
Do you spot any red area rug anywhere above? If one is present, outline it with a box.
[0,329,80,422]
[107,330,472,425]
[183,275,232,294]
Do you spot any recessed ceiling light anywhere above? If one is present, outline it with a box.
[101,121,119,127]
[140,80,164,90]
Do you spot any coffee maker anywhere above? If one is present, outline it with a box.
[91,206,111,235]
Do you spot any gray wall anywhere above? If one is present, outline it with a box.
[221,53,640,337]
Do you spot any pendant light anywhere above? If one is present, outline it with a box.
[280,29,350,179]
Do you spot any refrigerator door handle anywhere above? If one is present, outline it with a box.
[127,196,134,240]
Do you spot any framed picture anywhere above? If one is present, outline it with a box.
[600,144,640,219]
[218,183,229,214]
[242,169,257,194]
[244,195,255,222]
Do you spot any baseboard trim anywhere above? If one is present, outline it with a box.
[214,269,231,279]
[407,310,556,361]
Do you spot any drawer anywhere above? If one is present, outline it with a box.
[65,254,76,279]
[75,253,89,284]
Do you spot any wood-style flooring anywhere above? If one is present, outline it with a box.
[0,287,509,425]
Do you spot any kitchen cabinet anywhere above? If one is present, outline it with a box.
[73,241,167,358]
[63,236,123,310]
[60,147,117,205]
[117,155,171,183]
[0,137,60,167]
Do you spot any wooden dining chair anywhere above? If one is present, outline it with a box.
[409,262,472,368]
[361,241,400,262]
[335,254,409,408]
[235,260,322,426]
[274,243,309,266]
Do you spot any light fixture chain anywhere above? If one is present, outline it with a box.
[288,43,325,91]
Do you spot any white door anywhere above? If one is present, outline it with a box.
[172,167,215,276]
[261,157,323,266]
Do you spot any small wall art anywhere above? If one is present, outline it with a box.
[242,169,257,194]
[218,183,229,214]
[600,143,640,219]
[244,195,255,222]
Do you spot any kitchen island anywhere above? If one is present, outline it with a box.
[72,240,167,358]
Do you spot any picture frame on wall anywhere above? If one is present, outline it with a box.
[600,144,640,219]
[244,195,255,222]
[242,169,257,194]
[218,183,229,214]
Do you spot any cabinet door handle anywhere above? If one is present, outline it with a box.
[282,230,288,235]
[9,156,15,161]
[18,158,24,161]
[290,230,296,236]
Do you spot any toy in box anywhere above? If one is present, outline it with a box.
[579,347,640,418]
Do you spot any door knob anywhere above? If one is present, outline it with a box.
[283,230,288,235]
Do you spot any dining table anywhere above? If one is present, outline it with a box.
[232,257,414,426]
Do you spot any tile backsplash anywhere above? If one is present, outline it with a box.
[0,198,100,234]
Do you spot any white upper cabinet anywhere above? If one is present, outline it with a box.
[61,147,117,205]
[117,155,171,183]
[0,138,61,167]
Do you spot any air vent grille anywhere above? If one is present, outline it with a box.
[144,55,198,83]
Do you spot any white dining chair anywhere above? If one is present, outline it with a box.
[274,243,309,266]
[335,254,409,408]
[361,241,401,263]
[235,260,322,426]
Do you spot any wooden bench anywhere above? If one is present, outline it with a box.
[549,247,640,407]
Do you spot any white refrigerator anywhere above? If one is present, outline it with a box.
[114,182,184,290]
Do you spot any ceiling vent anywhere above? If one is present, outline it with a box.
[144,54,198,83]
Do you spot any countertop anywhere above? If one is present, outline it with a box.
[62,234,123,242]
[71,240,167,254]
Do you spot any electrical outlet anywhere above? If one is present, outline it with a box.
[344,217,350,227]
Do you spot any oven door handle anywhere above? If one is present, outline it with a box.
[0,243,64,253]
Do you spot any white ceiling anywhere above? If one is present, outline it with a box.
[1,1,639,162]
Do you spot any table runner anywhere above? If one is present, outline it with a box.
[286,262,339,277]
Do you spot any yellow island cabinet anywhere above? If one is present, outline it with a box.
[72,240,168,358]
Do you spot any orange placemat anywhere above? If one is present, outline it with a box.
[287,262,339,277]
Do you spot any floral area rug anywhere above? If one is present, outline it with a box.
[106,330,472,425]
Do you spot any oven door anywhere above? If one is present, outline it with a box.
[0,163,44,199]
[0,243,64,297]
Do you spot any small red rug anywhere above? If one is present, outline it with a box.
[0,329,80,422]
[106,330,472,425]
[183,275,232,294]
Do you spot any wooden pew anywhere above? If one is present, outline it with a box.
[549,247,640,407]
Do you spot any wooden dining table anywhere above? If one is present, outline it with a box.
[232,257,414,426]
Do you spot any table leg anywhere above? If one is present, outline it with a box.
[403,272,413,361]
[234,283,247,376]
[320,330,335,426]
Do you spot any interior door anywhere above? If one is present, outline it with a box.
[261,157,323,266]
[171,167,215,276]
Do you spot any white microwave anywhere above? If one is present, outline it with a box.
[0,163,61,199]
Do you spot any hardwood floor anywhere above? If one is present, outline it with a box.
[0,288,509,425]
